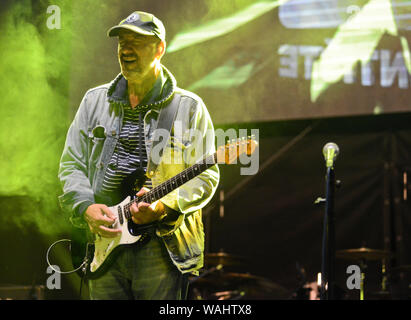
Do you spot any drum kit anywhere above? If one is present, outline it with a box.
[330,247,410,300]
[189,247,411,300]
[294,246,411,300]
[189,248,411,300]
[188,251,290,300]
[335,247,391,300]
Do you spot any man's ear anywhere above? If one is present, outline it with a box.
[156,41,166,59]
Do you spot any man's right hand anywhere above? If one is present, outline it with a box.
[84,204,122,238]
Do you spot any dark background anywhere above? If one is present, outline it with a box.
[206,112,411,299]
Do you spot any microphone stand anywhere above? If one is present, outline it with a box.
[320,166,336,300]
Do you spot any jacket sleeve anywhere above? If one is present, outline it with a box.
[177,98,220,213]
[58,93,95,228]
[157,95,220,236]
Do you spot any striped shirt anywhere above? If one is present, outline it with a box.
[101,106,152,197]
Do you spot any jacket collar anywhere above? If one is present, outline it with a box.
[107,65,177,113]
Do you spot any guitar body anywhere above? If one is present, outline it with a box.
[71,196,147,279]
[71,168,148,279]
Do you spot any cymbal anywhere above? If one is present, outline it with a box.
[190,272,290,299]
[390,265,411,273]
[205,252,246,267]
[336,247,390,261]
[366,290,392,300]
[193,272,261,287]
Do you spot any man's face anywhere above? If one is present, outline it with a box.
[117,29,161,81]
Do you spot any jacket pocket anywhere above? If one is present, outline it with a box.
[164,211,204,263]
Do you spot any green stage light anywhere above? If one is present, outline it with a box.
[168,0,288,53]
[310,0,404,102]
[0,0,72,235]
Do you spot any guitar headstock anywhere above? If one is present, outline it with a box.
[216,135,258,164]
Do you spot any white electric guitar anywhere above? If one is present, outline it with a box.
[70,137,257,279]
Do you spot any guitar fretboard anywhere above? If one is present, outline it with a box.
[123,153,217,217]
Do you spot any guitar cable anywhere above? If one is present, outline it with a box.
[46,238,90,298]
[46,238,88,275]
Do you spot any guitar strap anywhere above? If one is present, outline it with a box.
[146,92,181,179]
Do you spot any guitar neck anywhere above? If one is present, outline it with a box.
[124,153,217,210]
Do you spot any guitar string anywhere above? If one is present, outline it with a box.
[122,153,217,219]
[121,139,250,219]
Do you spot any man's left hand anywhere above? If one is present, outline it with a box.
[130,187,166,224]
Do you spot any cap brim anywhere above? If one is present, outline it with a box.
[107,24,155,37]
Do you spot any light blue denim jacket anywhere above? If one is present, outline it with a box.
[58,66,220,274]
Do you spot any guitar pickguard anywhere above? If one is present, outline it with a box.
[89,196,142,273]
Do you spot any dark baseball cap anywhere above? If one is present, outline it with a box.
[107,11,165,42]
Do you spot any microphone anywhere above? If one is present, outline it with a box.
[323,142,339,168]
